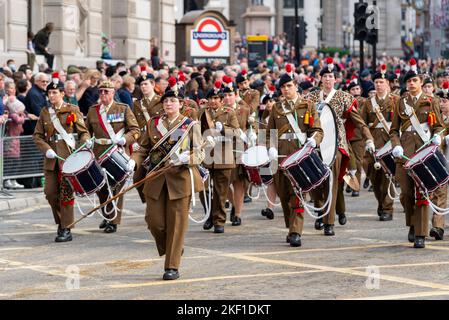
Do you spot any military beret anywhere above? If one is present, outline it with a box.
[278,73,294,88]
[160,89,184,103]
[236,70,248,84]
[403,59,420,83]
[206,80,224,99]
[46,72,64,93]
[67,65,82,75]
[98,80,115,90]
[435,81,449,99]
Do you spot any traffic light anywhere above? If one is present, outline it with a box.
[366,28,378,45]
[354,2,368,41]
[298,19,307,48]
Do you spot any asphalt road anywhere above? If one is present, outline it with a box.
[1,185,449,301]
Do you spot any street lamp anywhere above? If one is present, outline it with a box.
[315,18,322,50]
[343,23,348,50]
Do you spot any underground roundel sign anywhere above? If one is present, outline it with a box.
[191,16,230,58]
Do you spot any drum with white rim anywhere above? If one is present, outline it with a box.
[280,145,330,193]
[241,146,274,186]
[404,145,449,193]
[315,102,338,167]
[98,146,132,188]
[62,149,106,197]
[375,141,396,176]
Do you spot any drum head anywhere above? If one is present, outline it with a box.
[281,146,312,168]
[376,141,392,157]
[405,145,437,168]
[318,103,338,166]
[62,150,94,174]
[242,146,269,167]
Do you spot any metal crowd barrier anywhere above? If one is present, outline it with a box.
[0,119,46,199]
[0,119,14,199]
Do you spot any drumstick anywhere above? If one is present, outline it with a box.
[70,137,95,157]
[415,128,447,153]
[68,139,212,228]
[401,155,412,162]
[66,165,172,229]
[55,154,66,162]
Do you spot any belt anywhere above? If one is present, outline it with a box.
[48,133,73,142]
[280,133,302,140]
[95,138,113,145]
[404,123,429,132]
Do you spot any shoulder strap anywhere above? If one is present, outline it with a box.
[48,107,76,149]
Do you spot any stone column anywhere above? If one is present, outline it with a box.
[0,0,28,66]
[241,2,274,36]
[111,0,151,64]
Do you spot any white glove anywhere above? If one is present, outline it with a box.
[206,135,216,148]
[85,139,93,149]
[248,116,255,125]
[433,135,442,146]
[132,142,140,152]
[178,151,190,164]
[268,147,278,161]
[445,135,449,145]
[215,121,223,133]
[115,136,126,146]
[365,140,375,153]
[248,131,257,142]
[46,149,57,159]
[306,137,317,148]
[127,159,136,172]
[392,145,404,158]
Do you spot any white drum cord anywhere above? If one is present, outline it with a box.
[189,169,212,224]
[261,184,282,207]
[297,169,334,219]
[387,177,400,201]
[425,189,449,216]
[247,184,261,200]
[102,169,119,222]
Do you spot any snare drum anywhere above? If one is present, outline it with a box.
[280,145,330,193]
[62,149,106,197]
[404,145,449,193]
[98,146,131,188]
[375,141,396,176]
[241,146,273,186]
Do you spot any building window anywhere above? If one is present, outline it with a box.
[284,0,304,9]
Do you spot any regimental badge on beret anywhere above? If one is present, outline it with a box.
[98,80,115,90]
[46,72,64,92]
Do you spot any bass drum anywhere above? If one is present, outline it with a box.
[315,102,338,167]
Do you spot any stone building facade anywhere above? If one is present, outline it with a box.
[0,0,177,69]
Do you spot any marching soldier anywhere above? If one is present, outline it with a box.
[133,68,163,203]
[346,76,366,197]
[85,81,140,233]
[222,76,255,226]
[236,70,261,113]
[429,81,449,240]
[199,81,240,233]
[133,89,205,280]
[305,58,375,236]
[260,88,279,220]
[390,59,444,248]
[360,65,398,221]
[266,73,323,247]
[33,73,91,242]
